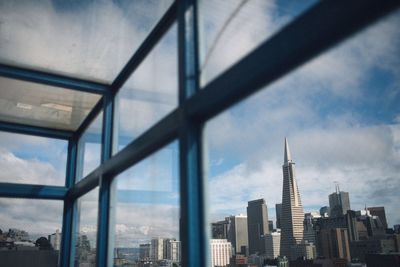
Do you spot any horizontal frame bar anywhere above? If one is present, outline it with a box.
[186,0,400,122]
[67,109,180,200]
[0,183,67,200]
[74,97,104,139]
[0,120,73,140]
[0,64,110,95]
[111,1,177,93]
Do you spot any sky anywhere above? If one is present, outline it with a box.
[0,0,399,250]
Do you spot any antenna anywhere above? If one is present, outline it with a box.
[334,181,340,193]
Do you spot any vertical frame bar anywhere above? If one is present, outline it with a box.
[60,138,78,267]
[178,0,209,266]
[96,93,114,267]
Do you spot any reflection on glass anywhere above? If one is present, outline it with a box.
[0,1,174,83]
[110,142,180,267]
[114,24,177,153]
[76,111,103,182]
[198,0,317,86]
[206,11,400,266]
[0,131,67,185]
[73,188,99,267]
[0,77,101,131]
[0,198,63,266]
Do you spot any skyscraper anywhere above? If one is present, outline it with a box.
[227,215,248,255]
[367,206,388,229]
[280,138,305,259]
[329,184,350,217]
[276,203,282,229]
[247,199,269,255]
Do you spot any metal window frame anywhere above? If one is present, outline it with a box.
[0,0,398,266]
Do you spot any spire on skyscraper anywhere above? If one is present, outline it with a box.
[284,137,292,164]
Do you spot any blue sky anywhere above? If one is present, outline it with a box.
[0,0,399,249]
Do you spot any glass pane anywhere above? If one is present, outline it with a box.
[206,11,400,265]
[0,77,101,130]
[114,24,177,153]
[198,0,317,86]
[0,1,174,83]
[73,188,99,267]
[0,198,63,266]
[110,142,180,266]
[76,112,103,182]
[0,131,67,185]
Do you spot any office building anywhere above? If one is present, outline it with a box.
[304,212,320,245]
[166,240,181,262]
[247,199,269,255]
[210,239,232,267]
[276,203,282,229]
[212,220,229,239]
[367,206,388,229]
[328,185,350,218]
[317,228,351,262]
[280,138,305,260]
[264,232,281,259]
[227,215,248,255]
[151,238,164,261]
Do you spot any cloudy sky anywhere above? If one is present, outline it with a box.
[0,0,399,251]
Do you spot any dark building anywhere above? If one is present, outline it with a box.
[350,238,397,262]
[317,228,351,262]
[247,199,269,255]
[367,207,388,229]
[212,220,229,239]
[328,185,350,218]
[276,203,282,229]
[365,253,400,267]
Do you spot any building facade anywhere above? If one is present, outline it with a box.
[328,186,350,218]
[264,232,281,259]
[227,215,248,255]
[276,203,282,229]
[210,239,232,267]
[247,199,269,255]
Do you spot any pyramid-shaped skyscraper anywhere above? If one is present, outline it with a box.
[280,138,305,259]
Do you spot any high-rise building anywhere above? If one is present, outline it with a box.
[150,238,164,261]
[276,203,282,229]
[264,232,281,259]
[328,184,350,218]
[304,212,320,245]
[210,239,232,267]
[227,215,248,255]
[317,228,351,262]
[247,199,269,255]
[212,220,229,239]
[280,138,305,260]
[166,240,181,262]
[367,206,388,229]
